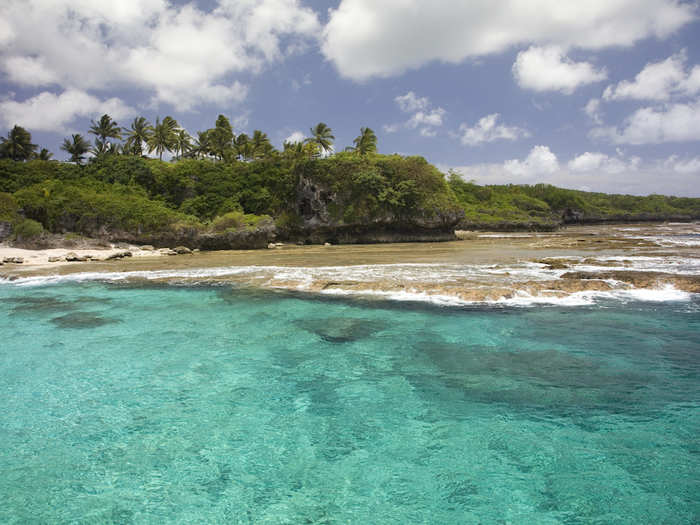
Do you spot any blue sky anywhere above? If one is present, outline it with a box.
[1,0,700,196]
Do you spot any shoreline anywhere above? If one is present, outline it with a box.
[2,223,698,307]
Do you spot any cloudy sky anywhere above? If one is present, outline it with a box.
[1,0,699,196]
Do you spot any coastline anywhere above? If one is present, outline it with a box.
[3,222,698,307]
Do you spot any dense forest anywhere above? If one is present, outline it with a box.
[1,115,699,247]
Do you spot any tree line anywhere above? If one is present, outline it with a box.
[0,115,378,165]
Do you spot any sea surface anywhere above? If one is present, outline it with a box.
[1,275,699,524]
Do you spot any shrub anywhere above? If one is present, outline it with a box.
[13,218,43,240]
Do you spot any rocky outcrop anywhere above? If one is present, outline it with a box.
[288,175,464,244]
[110,222,276,251]
[0,222,12,242]
[561,271,700,293]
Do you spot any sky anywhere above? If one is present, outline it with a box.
[1,0,700,196]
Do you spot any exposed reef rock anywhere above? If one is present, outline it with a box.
[288,174,463,244]
[561,271,700,293]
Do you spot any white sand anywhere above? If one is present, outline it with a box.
[0,244,163,269]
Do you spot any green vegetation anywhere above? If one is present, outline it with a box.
[448,174,700,229]
[0,116,699,247]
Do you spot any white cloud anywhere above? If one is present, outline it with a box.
[459,113,529,146]
[567,152,637,174]
[591,100,700,144]
[392,92,446,136]
[584,98,604,124]
[407,108,446,129]
[504,145,560,177]
[395,91,429,113]
[603,52,700,101]
[445,150,700,196]
[322,0,695,80]
[284,130,306,144]
[513,46,607,94]
[0,0,320,110]
[3,56,59,86]
[672,156,700,174]
[0,89,136,133]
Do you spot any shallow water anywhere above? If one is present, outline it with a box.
[1,281,698,524]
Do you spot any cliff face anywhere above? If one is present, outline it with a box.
[289,174,463,244]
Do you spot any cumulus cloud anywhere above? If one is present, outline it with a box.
[672,156,700,174]
[591,100,700,144]
[284,130,306,144]
[407,109,446,129]
[459,113,529,146]
[382,123,401,134]
[603,51,700,101]
[567,152,639,174]
[504,145,560,177]
[0,89,136,133]
[322,0,695,80]
[391,92,446,137]
[0,0,320,111]
[395,92,430,113]
[513,46,607,94]
[584,98,604,124]
[445,149,700,196]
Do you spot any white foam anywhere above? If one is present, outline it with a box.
[2,261,695,307]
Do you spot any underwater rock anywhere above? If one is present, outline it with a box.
[11,296,74,313]
[51,312,119,329]
[297,318,386,343]
[418,342,650,411]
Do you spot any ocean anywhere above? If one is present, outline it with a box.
[1,273,698,523]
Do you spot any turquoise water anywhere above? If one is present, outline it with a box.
[1,282,698,524]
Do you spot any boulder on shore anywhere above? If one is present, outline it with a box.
[173,246,192,254]
[2,256,24,264]
[106,250,132,260]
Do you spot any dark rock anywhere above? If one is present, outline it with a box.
[51,312,119,329]
[297,318,386,343]
[0,221,12,241]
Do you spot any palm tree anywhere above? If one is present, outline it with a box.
[352,127,377,155]
[35,148,53,161]
[191,130,212,159]
[91,139,109,159]
[174,128,192,160]
[0,125,37,161]
[234,133,251,161]
[305,122,334,155]
[250,130,274,159]
[123,117,152,157]
[209,114,234,161]
[89,114,121,143]
[60,134,90,164]
[147,116,178,160]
